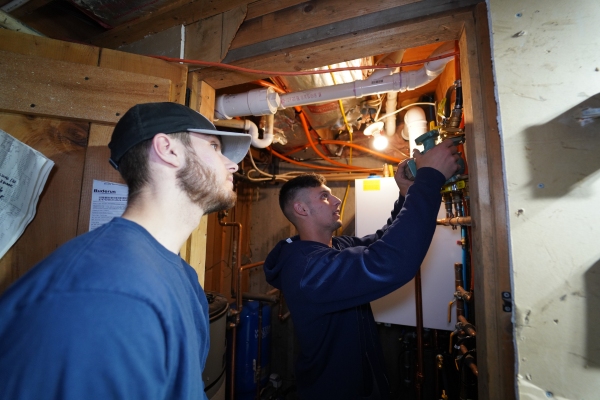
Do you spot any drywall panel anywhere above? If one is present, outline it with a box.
[488,0,600,398]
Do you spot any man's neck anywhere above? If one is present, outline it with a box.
[122,193,203,254]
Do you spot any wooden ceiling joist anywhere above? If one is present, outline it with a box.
[192,10,469,90]
[89,0,250,48]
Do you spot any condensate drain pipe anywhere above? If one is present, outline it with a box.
[214,117,274,148]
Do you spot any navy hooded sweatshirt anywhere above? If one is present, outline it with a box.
[263,167,445,400]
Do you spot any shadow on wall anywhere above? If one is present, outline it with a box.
[524,93,600,198]
[585,258,600,368]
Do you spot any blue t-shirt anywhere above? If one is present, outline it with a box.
[0,217,209,400]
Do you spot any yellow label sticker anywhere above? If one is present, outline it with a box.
[363,179,381,191]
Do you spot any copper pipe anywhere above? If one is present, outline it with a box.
[456,286,473,302]
[449,330,458,354]
[436,216,471,226]
[457,315,477,337]
[414,269,424,399]
[218,214,243,310]
[454,263,463,290]
[447,299,455,323]
[218,213,243,400]
[238,261,264,309]
[459,345,478,377]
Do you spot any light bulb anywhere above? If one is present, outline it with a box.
[372,133,388,150]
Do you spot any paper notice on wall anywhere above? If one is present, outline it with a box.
[89,180,128,231]
[0,129,54,260]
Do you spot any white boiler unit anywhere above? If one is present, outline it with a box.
[355,177,461,331]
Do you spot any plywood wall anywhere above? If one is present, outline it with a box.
[0,29,188,293]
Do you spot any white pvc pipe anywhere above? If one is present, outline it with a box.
[213,119,273,149]
[403,107,428,154]
[215,87,280,120]
[277,55,453,109]
[385,91,398,136]
[213,48,453,119]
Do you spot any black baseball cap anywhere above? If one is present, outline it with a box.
[108,102,252,170]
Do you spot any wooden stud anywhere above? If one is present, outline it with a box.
[459,6,515,400]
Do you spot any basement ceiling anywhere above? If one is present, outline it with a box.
[1,0,479,164]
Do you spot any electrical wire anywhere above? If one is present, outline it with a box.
[150,52,460,77]
[244,148,381,183]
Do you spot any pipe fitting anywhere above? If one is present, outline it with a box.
[215,87,280,119]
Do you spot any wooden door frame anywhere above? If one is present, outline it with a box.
[194,3,514,399]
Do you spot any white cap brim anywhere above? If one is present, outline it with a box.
[187,128,252,164]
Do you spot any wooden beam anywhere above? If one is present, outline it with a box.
[0,28,99,65]
[99,48,188,104]
[89,0,250,49]
[0,50,171,124]
[229,0,418,51]
[459,5,515,400]
[223,0,481,63]
[184,5,247,63]
[246,0,306,20]
[193,10,468,89]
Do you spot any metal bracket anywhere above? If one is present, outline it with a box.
[501,291,512,312]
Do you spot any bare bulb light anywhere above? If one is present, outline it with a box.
[372,133,388,150]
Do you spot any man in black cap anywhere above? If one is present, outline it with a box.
[0,102,251,400]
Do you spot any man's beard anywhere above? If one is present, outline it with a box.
[176,148,236,214]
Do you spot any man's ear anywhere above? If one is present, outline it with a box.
[293,201,309,217]
[151,133,183,168]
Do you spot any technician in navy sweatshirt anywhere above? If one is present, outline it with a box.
[263,140,460,400]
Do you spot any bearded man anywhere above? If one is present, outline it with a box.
[0,102,251,400]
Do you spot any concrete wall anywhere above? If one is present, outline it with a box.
[487,0,600,398]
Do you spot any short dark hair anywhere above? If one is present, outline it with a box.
[118,132,191,204]
[279,173,326,216]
